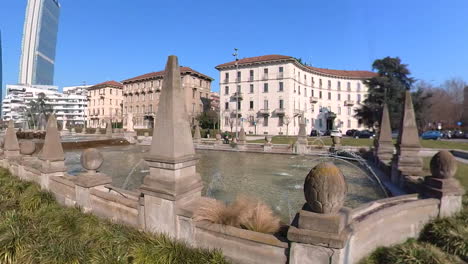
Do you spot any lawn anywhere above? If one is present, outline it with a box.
[248,136,468,151]
[0,168,228,264]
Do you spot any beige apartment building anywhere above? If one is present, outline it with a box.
[122,67,213,129]
[86,81,124,128]
[216,55,376,136]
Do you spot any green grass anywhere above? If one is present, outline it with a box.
[0,168,228,264]
[248,136,468,151]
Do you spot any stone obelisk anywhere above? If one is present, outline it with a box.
[141,55,203,237]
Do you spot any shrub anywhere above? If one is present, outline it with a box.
[360,239,464,264]
[85,128,96,134]
[194,196,280,234]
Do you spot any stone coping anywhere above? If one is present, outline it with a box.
[352,197,439,227]
[50,175,77,187]
[90,187,140,209]
[349,194,419,219]
[195,220,288,249]
[104,184,141,200]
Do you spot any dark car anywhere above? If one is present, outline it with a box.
[346,129,357,137]
[310,129,319,137]
[354,130,375,139]
[453,130,465,139]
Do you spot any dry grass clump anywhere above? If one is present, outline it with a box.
[194,196,280,234]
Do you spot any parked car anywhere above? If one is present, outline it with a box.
[391,130,399,139]
[345,129,357,137]
[421,130,443,140]
[354,130,375,139]
[310,129,320,137]
[452,130,465,139]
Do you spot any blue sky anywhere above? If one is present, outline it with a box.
[1,0,467,93]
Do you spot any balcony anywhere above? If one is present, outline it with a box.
[309,97,318,104]
[274,108,286,116]
[344,100,355,106]
[294,109,304,117]
[258,109,270,116]
[230,92,243,101]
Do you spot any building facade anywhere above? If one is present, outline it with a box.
[2,84,87,127]
[19,0,60,85]
[209,92,220,112]
[86,81,123,128]
[122,67,213,129]
[216,55,376,136]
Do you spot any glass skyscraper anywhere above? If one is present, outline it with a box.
[18,0,60,86]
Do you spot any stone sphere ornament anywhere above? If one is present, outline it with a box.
[81,148,104,172]
[20,141,36,155]
[216,134,222,140]
[430,150,457,179]
[304,162,347,214]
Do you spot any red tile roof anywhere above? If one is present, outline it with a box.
[215,54,377,79]
[122,67,213,83]
[88,80,123,90]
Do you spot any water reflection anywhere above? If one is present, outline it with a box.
[65,145,385,222]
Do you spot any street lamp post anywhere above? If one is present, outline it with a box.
[233,48,239,139]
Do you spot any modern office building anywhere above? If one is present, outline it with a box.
[18,0,60,85]
[0,31,3,113]
[216,55,376,136]
[86,81,123,128]
[122,67,213,129]
[2,84,87,127]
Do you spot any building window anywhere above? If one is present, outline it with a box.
[328,80,331,89]
[263,116,268,126]
[347,120,351,128]
[347,82,351,91]
[357,94,362,103]
[279,116,284,126]
[225,73,229,82]
[237,71,241,82]
[225,117,229,126]
[225,86,229,95]
[250,84,254,93]
[263,83,268,93]
[338,107,341,114]
[348,107,351,115]
[337,81,341,91]
[237,101,241,110]
[328,92,331,100]
[357,83,361,91]
[279,67,283,73]
[279,82,283,92]
[319,91,322,99]
[311,105,314,113]
[193,89,196,98]
[319,79,322,88]
[311,89,314,97]
[249,70,254,81]
[337,94,341,101]
[304,88,307,97]
[110,89,113,95]
[279,99,284,109]
[347,94,351,101]
[298,86,301,95]
[263,100,269,109]
[110,99,112,105]
[250,101,254,109]
[225,102,229,110]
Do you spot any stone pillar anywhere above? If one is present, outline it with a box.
[376,103,394,166]
[38,114,66,190]
[75,148,112,212]
[330,135,342,152]
[288,162,351,263]
[193,123,201,144]
[141,55,203,238]
[4,120,20,159]
[294,119,308,155]
[106,119,113,138]
[424,151,465,217]
[263,135,272,151]
[237,127,247,150]
[392,90,423,186]
[215,133,222,145]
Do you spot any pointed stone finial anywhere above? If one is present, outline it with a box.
[193,124,201,140]
[106,119,112,136]
[398,90,421,148]
[297,118,307,144]
[147,55,195,162]
[239,127,246,143]
[39,114,64,161]
[4,120,19,151]
[376,103,394,164]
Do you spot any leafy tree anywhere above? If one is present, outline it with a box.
[196,110,219,129]
[355,57,430,131]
